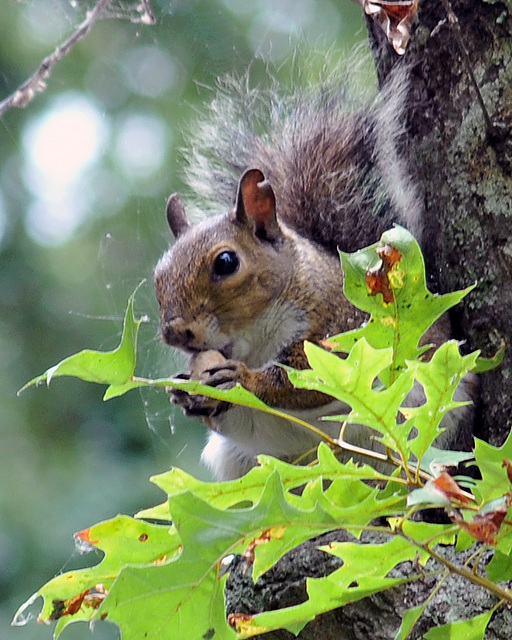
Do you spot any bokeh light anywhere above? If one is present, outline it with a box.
[22,93,108,245]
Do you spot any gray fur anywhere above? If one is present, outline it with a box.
[182,63,422,252]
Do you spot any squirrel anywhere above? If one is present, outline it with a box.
[154,64,474,480]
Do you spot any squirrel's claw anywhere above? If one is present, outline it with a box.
[166,368,231,420]
[183,361,241,419]
[170,388,229,419]
[166,371,192,409]
[202,361,248,388]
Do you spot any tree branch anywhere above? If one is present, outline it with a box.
[0,0,114,117]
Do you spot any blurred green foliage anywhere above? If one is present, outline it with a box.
[0,1,366,638]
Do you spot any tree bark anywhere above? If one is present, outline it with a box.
[385,0,512,448]
[226,1,512,637]
[226,531,512,640]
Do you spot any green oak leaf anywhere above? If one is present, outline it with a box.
[403,342,478,461]
[19,283,143,392]
[13,516,179,637]
[393,519,457,550]
[471,339,505,373]
[237,536,419,639]
[419,446,475,475]
[138,444,404,523]
[422,608,496,640]
[394,604,428,640]
[333,226,474,386]
[486,549,512,583]
[472,431,512,504]
[288,338,414,458]
[253,474,407,579]
[98,471,345,640]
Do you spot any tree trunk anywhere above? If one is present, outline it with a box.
[226,1,512,637]
[386,0,512,448]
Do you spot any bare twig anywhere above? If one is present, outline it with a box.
[0,0,113,117]
[399,527,512,605]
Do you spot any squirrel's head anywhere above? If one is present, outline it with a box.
[154,169,295,360]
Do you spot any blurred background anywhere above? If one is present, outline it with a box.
[0,1,367,638]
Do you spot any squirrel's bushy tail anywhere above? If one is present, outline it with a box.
[182,60,422,252]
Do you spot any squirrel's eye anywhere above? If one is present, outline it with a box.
[213,251,239,278]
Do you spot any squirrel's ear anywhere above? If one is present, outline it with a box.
[166,193,191,239]
[235,168,280,241]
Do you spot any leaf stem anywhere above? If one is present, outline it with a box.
[134,376,406,470]
[398,529,512,604]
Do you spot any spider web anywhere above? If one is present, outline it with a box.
[102,0,156,25]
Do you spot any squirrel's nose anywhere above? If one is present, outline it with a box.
[161,316,195,348]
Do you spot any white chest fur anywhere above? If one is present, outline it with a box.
[229,300,309,368]
[201,400,348,480]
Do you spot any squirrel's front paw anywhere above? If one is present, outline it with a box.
[167,352,239,419]
[166,371,196,412]
[200,359,254,391]
[170,389,229,419]
[180,394,230,419]
[183,360,250,419]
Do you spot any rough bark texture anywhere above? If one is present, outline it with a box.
[226,531,512,639]
[225,2,512,638]
[390,0,512,448]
